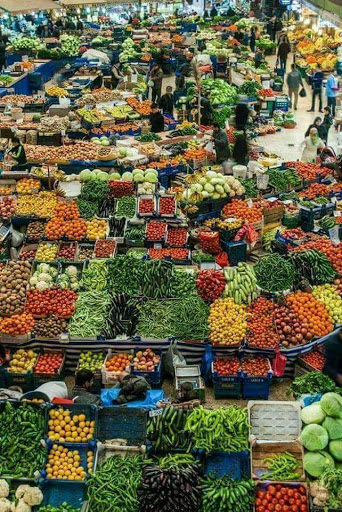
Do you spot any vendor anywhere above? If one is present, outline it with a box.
[233,133,249,166]
[159,86,174,116]
[200,92,213,127]
[113,371,150,405]
[111,61,124,89]
[7,137,27,171]
[212,122,230,164]
[149,103,165,133]
[71,369,100,405]
[235,101,250,132]
[324,330,342,385]
[254,48,264,69]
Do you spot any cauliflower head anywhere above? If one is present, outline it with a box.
[22,487,43,507]
[0,498,11,512]
[15,486,30,500]
[0,481,9,499]
[14,500,31,512]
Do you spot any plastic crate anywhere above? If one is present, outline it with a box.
[242,359,273,400]
[130,350,162,386]
[221,241,247,266]
[97,407,148,444]
[211,359,242,399]
[4,349,38,391]
[204,450,250,479]
[34,480,87,510]
[42,441,96,482]
[45,403,97,443]
[32,349,66,388]
[248,401,301,441]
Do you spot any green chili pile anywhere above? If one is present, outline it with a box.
[261,452,301,480]
[81,260,108,291]
[254,253,295,292]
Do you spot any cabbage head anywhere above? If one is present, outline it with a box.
[303,451,334,477]
[322,417,342,440]
[329,440,342,461]
[320,392,342,418]
[300,424,329,451]
[301,403,326,425]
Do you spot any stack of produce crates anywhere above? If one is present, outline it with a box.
[211,355,242,399]
[241,356,273,400]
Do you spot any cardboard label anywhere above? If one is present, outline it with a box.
[329,226,340,245]
[149,408,163,417]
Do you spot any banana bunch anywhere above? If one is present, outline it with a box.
[224,262,258,305]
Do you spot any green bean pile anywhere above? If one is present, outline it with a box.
[81,260,108,291]
[68,291,111,337]
[87,455,144,512]
[254,253,295,292]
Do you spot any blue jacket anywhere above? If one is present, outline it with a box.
[326,74,338,98]
[311,71,323,91]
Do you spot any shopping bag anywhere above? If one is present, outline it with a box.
[164,339,186,377]
[272,348,287,377]
[299,87,307,98]
[200,343,213,383]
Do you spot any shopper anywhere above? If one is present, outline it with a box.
[254,48,264,69]
[71,369,100,405]
[322,106,334,143]
[176,59,192,91]
[271,18,277,42]
[301,127,325,163]
[250,26,256,53]
[212,122,230,164]
[159,86,174,116]
[111,61,124,89]
[275,19,283,42]
[0,38,5,73]
[76,18,83,32]
[308,64,324,113]
[112,371,150,405]
[149,63,163,102]
[326,69,339,117]
[324,330,342,385]
[233,133,249,165]
[286,64,303,110]
[235,101,250,131]
[305,116,327,142]
[7,137,27,170]
[0,386,23,401]
[149,103,165,133]
[277,37,291,72]
[200,92,213,127]
[210,5,218,18]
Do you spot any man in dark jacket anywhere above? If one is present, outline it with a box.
[308,64,324,113]
[149,103,165,133]
[149,63,163,102]
[200,92,213,126]
[286,63,303,110]
[71,370,100,405]
[277,38,291,71]
[113,372,150,404]
[159,86,174,116]
[212,122,230,163]
[235,101,250,131]
[254,49,264,69]
[324,329,342,385]
[210,6,218,18]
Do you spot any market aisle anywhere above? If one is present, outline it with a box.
[259,53,339,161]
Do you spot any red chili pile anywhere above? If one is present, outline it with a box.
[247,298,279,349]
[196,269,226,302]
[34,352,64,374]
[241,356,270,377]
[213,356,240,376]
[26,289,78,318]
[167,227,187,246]
[159,196,176,216]
[255,484,308,512]
[301,349,325,371]
[108,181,134,198]
[94,239,116,258]
[146,221,167,241]
[139,198,155,215]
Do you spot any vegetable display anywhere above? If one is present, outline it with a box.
[202,477,255,512]
[254,253,295,292]
[147,407,192,452]
[260,452,301,481]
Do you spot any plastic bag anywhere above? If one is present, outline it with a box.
[234,224,258,244]
[10,226,23,248]
[198,229,221,255]
[272,349,287,377]
[164,340,186,378]
[216,251,229,267]
[200,343,213,384]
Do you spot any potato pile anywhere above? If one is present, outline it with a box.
[0,261,31,316]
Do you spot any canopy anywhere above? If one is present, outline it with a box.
[60,0,107,4]
[0,0,59,13]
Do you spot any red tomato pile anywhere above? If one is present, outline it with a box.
[196,269,226,302]
[262,199,282,210]
[108,181,134,198]
[247,298,279,349]
[198,229,221,255]
[283,228,306,240]
[286,161,330,180]
[293,240,342,274]
[255,484,308,512]
[167,227,187,246]
[0,197,16,217]
[213,356,240,375]
[26,289,78,318]
[299,182,330,199]
[34,352,64,374]
[146,221,167,241]
[139,198,155,215]
[148,248,188,260]
[301,349,326,371]
[57,244,77,260]
[159,196,176,216]
[241,356,270,376]
[259,88,274,98]
[94,239,116,258]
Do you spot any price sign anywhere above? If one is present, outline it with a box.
[149,408,163,417]
[247,199,253,208]
[329,226,340,245]
[131,74,138,83]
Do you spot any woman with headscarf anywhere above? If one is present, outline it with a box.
[301,127,325,163]
[305,116,327,143]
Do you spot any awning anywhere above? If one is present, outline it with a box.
[0,0,59,13]
[60,0,107,5]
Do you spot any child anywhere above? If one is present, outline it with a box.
[176,382,198,403]
[322,106,333,144]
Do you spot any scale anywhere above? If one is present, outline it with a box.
[175,365,205,402]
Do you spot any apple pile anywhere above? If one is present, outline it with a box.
[132,349,160,372]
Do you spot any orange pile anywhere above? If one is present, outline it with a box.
[54,201,80,221]
[16,178,41,194]
[126,97,151,115]
[222,199,262,223]
[286,291,333,339]
[0,311,35,336]
[184,147,208,162]
[105,353,133,372]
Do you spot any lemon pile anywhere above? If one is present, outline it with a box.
[48,408,95,443]
[46,445,91,480]
[209,297,248,346]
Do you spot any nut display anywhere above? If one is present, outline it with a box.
[33,315,67,338]
[26,221,46,241]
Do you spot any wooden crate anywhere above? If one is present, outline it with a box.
[251,441,305,481]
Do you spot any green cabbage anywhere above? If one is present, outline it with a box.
[301,403,326,425]
[303,451,334,477]
[300,424,329,451]
[323,417,342,440]
[320,392,342,418]
[329,440,342,461]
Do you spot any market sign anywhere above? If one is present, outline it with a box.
[280,0,292,5]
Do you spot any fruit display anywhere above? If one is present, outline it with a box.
[7,348,37,373]
[105,352,133,372]
[46,86,68,97]
[46,444,89,480]
[78,351,104,372]
[209,297,248,346]
[132,349,160,371]
[47,407,95,443]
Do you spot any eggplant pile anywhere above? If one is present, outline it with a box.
[101,292,141,338]
[98,196,117,218]
[139,462,201,512]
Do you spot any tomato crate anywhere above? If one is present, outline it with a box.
[97,407,148,444]
[45,403,98,443]
[255,482,309,512]
[211,358,242,399]
[130,349,162,386]
[33,480,87,511]
[32,349,66,388]
[204,450,250,479]
[41,441,97,482]
[241,357,273,400]
[251,440,305,481]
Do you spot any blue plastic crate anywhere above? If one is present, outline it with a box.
[42,441,96,482]
[45,403,98,443]
[241,358,273,400]
[97,407,148,444]
[131,350,162,385]
[204,450,250,479]
[34,480,87,510]
[213,379,242,399]
[221,241,247,266]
